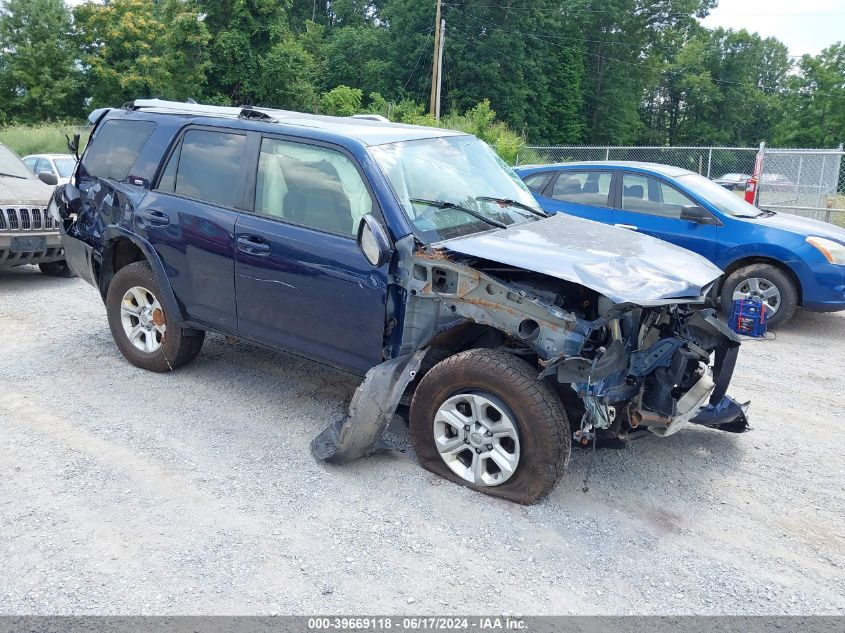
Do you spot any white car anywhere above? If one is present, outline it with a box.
[22,153,76,185]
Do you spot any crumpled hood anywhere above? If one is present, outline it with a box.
[0,176,53,206]
[439,214,724,305]
[751,211,845,244]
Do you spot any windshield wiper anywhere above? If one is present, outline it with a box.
[0,172,26,179]
[475,196,548,218]
[409,198,509,229]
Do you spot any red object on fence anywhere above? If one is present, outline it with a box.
[744,175,757,204]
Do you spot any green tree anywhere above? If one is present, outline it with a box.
[0,0,83,122]
[775,43,845,147]
[320,85,363,115]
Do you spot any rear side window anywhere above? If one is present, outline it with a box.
[551,170,612,206]
[522,172,552,193]
[82,119,155,181]
[157,129,247,208]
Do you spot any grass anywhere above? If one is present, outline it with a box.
[0,122,90,157]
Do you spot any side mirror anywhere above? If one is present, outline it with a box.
[357,214,392,267]
[37,171,59,186]
[67,132,80,159]
[681,205,718,225]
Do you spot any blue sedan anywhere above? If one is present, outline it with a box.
[514,161,845,327]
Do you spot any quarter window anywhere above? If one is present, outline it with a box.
[550,171,612,206]
[254,138,372,237]
[522,172,552,193]
[158,129,247,208]
[82,119,155,181]
[621,173,697,219]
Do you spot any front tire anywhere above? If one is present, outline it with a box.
[410,349,570,504]
[720,263,798,328]
[106,261,205,372]
[39,260,75,278]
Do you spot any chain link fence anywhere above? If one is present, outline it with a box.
[516,144,845,226]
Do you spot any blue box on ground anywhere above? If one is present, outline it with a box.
[729,299,768,337]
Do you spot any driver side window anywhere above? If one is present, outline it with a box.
[254,138,372,238]
[621,173,696,219]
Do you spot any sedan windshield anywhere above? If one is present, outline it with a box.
[54,157,76,178]
[0,144,36,179]
[369,135,543,241]
[677,172,763,218]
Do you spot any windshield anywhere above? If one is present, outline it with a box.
[369,135,542,241]
[54,157,76,178]
[0,144,36,179]
[677,172,763,218]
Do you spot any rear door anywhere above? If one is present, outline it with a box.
[234,135,388,373]
[137,126,249,332]
[612,172,718,260]
[532,169,614,224]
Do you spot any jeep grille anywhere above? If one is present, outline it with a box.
[0,208,55,231]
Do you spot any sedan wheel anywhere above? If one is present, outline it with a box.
[732,277,782,316]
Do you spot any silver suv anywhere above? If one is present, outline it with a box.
[0,143,73,276]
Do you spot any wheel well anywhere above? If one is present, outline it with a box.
[98,238,146,299]
[720,256,803,306]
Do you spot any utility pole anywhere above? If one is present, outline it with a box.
[435,19,445,121]
[429,0,442,116]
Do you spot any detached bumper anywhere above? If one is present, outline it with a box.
[691,396,750,433]
[0,231,65,267]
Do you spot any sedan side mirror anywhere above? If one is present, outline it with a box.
[357,214,392,267]
[681,205,718,225]
[37,171,59,186]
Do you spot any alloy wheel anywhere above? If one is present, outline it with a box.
[433,392,521,486]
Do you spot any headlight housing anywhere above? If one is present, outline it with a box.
[806,237,845,265]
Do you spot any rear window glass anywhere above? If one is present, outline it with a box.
[158,129,247,208]
[82,119,155,181]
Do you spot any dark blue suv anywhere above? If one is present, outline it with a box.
[53,100,749,504]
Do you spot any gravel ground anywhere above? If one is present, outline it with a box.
[1,264,843,616]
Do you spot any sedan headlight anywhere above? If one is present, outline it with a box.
[806,237,845,265]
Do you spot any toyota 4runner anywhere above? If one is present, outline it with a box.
[53,100,749,504]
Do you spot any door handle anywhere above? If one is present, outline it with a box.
[236,235,271,255]
[614,223,638,231]
[137,209,170,227]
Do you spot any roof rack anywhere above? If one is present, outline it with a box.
[126,99,279,122]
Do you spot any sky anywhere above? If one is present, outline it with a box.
[700,0,845,57]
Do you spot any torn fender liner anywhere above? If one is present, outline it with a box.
[311,350,428,464]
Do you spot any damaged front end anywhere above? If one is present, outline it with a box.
[313,227,748,464]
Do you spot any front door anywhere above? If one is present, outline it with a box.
[234,136,388,373]
[612,172,719,261]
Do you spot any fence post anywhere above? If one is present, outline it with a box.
[706,148,713,178]
[605,148,610,161]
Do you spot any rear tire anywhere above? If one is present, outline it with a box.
[106,261,205,372]
[39,260,75,278]
[720,263,798,328]
[410,349,570,504]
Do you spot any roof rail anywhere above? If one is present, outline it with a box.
[126,99,243,119]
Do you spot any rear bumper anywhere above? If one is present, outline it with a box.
[60,232,98,286]
[0,231,65,267]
